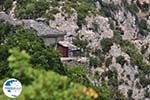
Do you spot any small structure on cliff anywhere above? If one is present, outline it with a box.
[57,41,80,57]
[0,12,80,57]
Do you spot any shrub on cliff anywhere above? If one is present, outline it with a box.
[100,38,113,54]
[0,22,63,78]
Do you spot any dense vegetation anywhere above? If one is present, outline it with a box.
[0,21,122,100]
[63,0,97,27]
[14,0,98,27]
[0,21,126,100]
[112,27,150,87]
[0,48,96,100]
[0,21,98,99]
[100,38,113,54]
[0,21,63,78]
[0,0,149,99]
[15,0,60,20]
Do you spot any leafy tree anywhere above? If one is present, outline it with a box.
[125,3,139,14]
[120,40,143,67]
[106,70,119,87]
[3,0,13,12]
[89,57,102,68]
[144,89,150,98]
[15,0,58,19]
[0,21,15,78]
[116,56,127,66]
[105,56,112,67]
[0,46,10,78]
[99,1,119,17]
[112,27,124,45]
[139,72,150,88]
[0,48,98,100]
[100,38,113,53]
[0,21,15,44]
[63,0,97,27]
[0,22,63,78]
[119,40,150,87]
[6,30,63,73]
[64,65,90,85]
[75,0,96,26]
[93,82,126,100]
[127,89,133,98]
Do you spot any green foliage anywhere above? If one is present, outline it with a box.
[112,27,124,44]
[0,21,15,44]
[99,1,119,17]
[0,5,2,11]
[140,64,150,76]
[94,82,126,100]
[75,0,96,26]
[0,48,95,100]
[124,2,139,14]
[63,64,127,100]
[139,19,148,32]
[116,56,127,66]
[137,1,149,12]
[141,43,149,54]
[119,40,143,68]
[92,49,103,57]
[72,36,88,56]
[64,65,90,85]
[0,8,129,100]
[0,22,63,78]
[127,89,133,98]
[102,70,119,87]
[136,18,149,36]
[64,62,127,100]
[100,38,113,53]
[106,19,149,88]
[7,48,33,85]
[141,3,149,12]
[105,56,112,67]
[73,37,88,49]
[109,19,115,30]
[118,40,150,87]
[89,57,102,68]
[15,0,59,19]
[139,72,150,88]
[68,65,88,75]
[111,27,149,88]
[0,52,10,78]
[6,29,63,72]
[15,0,98,25]
[125,47,143,67]
[8,48,31,69]
[0,21,15,78]
[3,0,13,12]
[19,71,92,100]
[63,0,97,27]
[144,89,150,98]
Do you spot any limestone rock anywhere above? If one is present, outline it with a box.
[49,13,79,42]
[0,12,18,26]
[113,8,138,40]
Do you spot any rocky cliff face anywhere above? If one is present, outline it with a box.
[48,1,150,99]
[0,0,149,99]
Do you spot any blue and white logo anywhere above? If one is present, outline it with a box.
[3,78,22,98]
